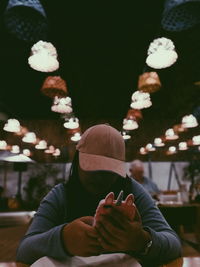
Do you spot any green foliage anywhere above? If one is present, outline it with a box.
[23,164,64,210]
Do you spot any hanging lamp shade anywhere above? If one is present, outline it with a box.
[173,124,185,133]
[22,132,37,143]
[121,131,131,140]
[162,0,200,32]
[130,91,152,109]
[41,76,67,98]
[51,96,72,114]
[138,72,161,93]
[4,154,34,162]
[35,140,47,150]
[146,37,178,69]
[146,143,156,152]
[140,147,147,155]
[181,114,198,128]
[4,119,20,133]
[71,132,82,142]
[126,109,143,121]
[64,117,79,130]
[4,0,48,42]
[23,149,31,157]
[45,145,55,154]
[28,41,59,72]
[0,141,7,150]
[166,146,177,155]
[53,148,60,157]
[165,128,179,140]
[178,142,188,150]
[192,135,200,145]
[123,118,138,131]
[11,145,20,154]
[154,138,165,147]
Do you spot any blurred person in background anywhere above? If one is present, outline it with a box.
[129,160,160,200]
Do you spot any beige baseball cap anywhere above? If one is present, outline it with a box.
[76,124,126,177]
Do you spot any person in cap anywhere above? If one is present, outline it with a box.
[129,160,160,199]
[16,124,181,266]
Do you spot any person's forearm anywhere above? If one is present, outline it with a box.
[139,228,182,265]
[16,224,68,265]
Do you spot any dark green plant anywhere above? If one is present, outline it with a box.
[23,164,63,210]
[183,158,200,202]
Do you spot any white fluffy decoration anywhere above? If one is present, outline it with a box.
[146,37,178,69]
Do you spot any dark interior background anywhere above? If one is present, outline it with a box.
[0,0,200,162]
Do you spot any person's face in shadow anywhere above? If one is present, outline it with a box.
[78,167,119,196]
[130,167,144,183]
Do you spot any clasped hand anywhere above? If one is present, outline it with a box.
[95,205,149,253]
[62,207,150,257]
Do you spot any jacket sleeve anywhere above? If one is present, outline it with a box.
[131,180,182,266]
[16,184,68,265]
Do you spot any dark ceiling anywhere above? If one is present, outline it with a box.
[1,0,200,161]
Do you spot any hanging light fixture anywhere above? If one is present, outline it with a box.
[28,41,59,72]
[121,131,131,140]
[11,145,20,154]
[146,37,178,69]
[167,146,177,155]
[0,141,7,150]
[181,114,198,128]
[4,154,33,162]
[123,118,138,131]
[45,145,55,154]
[173,124,186,133]
[165,128,179,140]
[161,0,200,32]
[154,138,165,147]
[51,96,72,114]
[4,0,48,42]
[22,132,37,143]
[64,117,79,130]
[53,148,60,157]
[138,72,161,93]
[4,119,20,133]
[146,143,156,152]
[130,91,152,109]
[192,135,200,145]
[41,76,67,98]
[178,142,188,151]
[126,109,143,121]
[35,140,47,150]
[140,147,147,155]
[15,126,28,136]
[71,132,82,142]
[23,149,31,157]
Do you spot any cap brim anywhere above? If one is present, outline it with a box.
[79,152,126,178]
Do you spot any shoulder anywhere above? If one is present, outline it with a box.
[42,183,66,206]
[126,176,157,214]
[126,177,152,201]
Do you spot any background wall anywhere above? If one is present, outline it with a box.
[0,161,190,198]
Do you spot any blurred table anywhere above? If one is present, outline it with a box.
[158,203,200,227]
[158,203,200,251]
[0,211,35,227]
